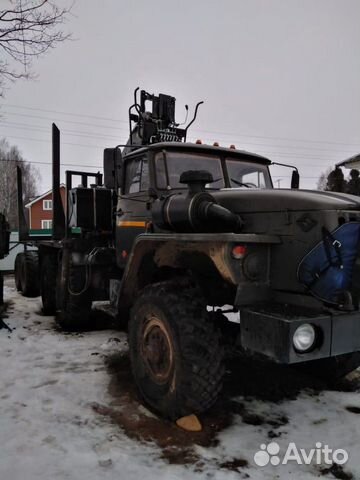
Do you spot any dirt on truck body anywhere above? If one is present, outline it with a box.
[14,88,360,420]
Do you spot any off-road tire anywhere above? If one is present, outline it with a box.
[40,253,58,315]
[20,251,40,297]
[56,255,92,331]
[14,252,24,291]
[297,352,360,382]
[129,281,225,420]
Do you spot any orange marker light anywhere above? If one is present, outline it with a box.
[213,142,219,147]
[231,245,247,259]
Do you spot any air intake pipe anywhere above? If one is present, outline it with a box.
[152,170,243,233]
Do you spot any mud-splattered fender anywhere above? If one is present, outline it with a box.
[115,232,281,312]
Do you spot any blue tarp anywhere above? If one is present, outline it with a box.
[298,222,360,305]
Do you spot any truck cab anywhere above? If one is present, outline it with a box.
[116,142,273,268]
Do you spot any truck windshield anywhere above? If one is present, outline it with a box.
[155,151,271,189]
[226,158,272,189]
[155,152,225,189]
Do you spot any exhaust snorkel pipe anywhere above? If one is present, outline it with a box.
[152,170,243,233]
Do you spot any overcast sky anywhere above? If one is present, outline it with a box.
[1,0,360,192]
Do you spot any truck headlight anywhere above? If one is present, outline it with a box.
[293,324,316,353]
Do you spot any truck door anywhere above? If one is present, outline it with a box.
[116,153,150,268]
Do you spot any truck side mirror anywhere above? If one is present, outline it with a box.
[291,170,300,189]
[103,148,123,190]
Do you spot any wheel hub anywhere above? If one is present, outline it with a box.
[142,316,173,383]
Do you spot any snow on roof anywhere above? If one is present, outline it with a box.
[25,184,65,208]
[336,154,360,169]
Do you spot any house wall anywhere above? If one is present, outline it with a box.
[29,187,66,230]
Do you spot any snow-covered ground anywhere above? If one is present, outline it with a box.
[1,275,360,480]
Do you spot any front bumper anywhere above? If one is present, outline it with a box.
[240,306,360,364]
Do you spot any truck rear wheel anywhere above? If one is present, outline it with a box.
[14,252,24,291]
[20,251,40,297]
[56,254,92,331]
[40,253,58,315]
[129,281,224,420]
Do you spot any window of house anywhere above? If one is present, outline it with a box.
[41,219,52,229]
[124,156,149,194]
[43,199,53,210]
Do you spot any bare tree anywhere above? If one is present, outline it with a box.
[325,166,348,193]
[316,167,332,191]
[0,139,40,229]
[0,0,72,95]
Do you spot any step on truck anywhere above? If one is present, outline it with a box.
[15,88,360,419]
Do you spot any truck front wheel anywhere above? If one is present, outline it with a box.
[129,281,225,420]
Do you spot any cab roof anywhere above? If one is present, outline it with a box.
[123,141,272,165]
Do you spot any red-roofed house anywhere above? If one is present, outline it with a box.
[25,185,66,230]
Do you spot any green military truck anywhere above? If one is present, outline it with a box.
[15,89,360,420]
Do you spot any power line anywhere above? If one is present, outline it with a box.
[3,121,355,159]
[0,121,124,141]
[3,103,360,148]
[0,158,323,179]
[0,158,102,169]
[1,111,126,131]
[1,108,358,170]
[3,134,108,149]
[197,137,359,155]
[2,103,128,124]
[191,128,360,148]
[0,122,347,167]
[3,133,346,166]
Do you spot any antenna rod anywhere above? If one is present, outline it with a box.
[184,101,204,141]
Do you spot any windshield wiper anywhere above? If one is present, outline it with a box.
[207,177,223,185]
[230,178,251,188]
